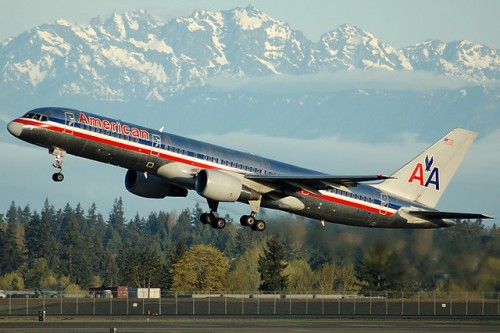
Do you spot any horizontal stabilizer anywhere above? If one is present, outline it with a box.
[408,210,494,220]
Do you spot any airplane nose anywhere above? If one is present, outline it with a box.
[7,121,23,137]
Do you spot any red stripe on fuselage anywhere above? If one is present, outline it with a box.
[297,190,394,216]
[14,118,217,171]
[15,118,394,217]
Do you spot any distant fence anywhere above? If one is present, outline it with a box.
[0,291,499,317]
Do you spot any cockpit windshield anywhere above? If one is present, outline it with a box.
[22,113,48,122]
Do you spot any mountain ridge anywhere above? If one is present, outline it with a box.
[1,6,498,104]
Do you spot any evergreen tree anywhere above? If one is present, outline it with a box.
[165,240,187,290]
[59,205,93,286]
[122,247,163,288]
[25,201,54,260]
[85,203,106,286]
[0,204,23,274]
[108,197,126,237]
[126,213,146,247]
[171,209,194,246]
[102,250,120,286]
[258,236,289,291]
[0,228,7,273]
[355,240,405,292]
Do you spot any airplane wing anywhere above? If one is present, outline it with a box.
[408,211,494,220]
[245,174,392,194]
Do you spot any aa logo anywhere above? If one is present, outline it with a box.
[407,155,440,190]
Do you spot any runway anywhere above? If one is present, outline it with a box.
[0,316,499,332]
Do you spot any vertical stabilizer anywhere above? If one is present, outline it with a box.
[376,128,477,208]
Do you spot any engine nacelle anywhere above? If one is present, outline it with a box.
[125,170,188,199]
[157,162,197,189]
[195,169,244,202]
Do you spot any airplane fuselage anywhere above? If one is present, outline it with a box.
[7,107,473,230]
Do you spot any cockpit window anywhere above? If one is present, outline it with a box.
[22,113,48,121]
[22,112,36,119]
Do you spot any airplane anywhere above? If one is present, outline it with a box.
[7,107,492,231]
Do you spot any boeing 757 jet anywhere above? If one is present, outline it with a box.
[7,107,492,231]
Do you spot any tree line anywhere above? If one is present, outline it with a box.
[0,198,498,294]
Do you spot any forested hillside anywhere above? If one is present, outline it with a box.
[0,198,498,294]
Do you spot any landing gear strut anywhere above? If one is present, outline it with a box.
[240,197,266,231]
[200,199,226,229]
[200,198,266,232]
[199,204,266,232]
[50,148,66,182]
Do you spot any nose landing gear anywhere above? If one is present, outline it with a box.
[50,148,66,182]
[52,172,64,182]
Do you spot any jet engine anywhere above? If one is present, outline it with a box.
[195,169,258,202]
[125,170,188,199]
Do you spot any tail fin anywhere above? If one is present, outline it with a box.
[376,128,477,208]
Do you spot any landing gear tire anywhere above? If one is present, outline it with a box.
[211,217,226,229]
[240,214,265,231]
[200,212,225,229]
[200,213,215,225]
[240,215,256,227]
[52,172,64,182]
[252,220,266,232]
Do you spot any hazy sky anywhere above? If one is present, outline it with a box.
[1,0,499,48]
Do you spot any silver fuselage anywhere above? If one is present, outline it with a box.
[8,107,443,229]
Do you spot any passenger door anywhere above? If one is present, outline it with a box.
[64,112,75,134]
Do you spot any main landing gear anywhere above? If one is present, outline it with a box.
[200,199,266,232]
[50,148,66,182]
[200,199,226,229]
[200,212,226,229]
[239,214,266,231]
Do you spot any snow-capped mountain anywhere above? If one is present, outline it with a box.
[0,6,498,144]
[402,39,499,81]
[0,6,498,104]
[315,24,412,71]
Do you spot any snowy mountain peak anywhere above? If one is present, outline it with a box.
[90,9,161,40]
[0,7,498,103]
[232,6,272,30]
[317,24,412,71]
[55,19,72,28]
